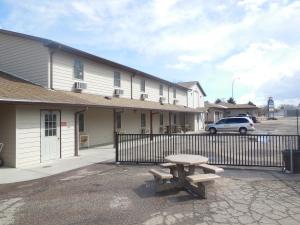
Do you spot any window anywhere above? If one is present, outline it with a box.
[160,113,164,126]
[45,112,57,136]
[159,84,163,96]
[114,71,121,87]
[141,113,146,128]
[216,119,226,124]
[232,118,249,124]
[173,114,177,124]
[79,113,84,132]
[116,112,122,129]
[140,79,145,92]
[74,59,84,80]
[173,88,176,98]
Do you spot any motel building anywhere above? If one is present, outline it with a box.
[0,29,206,168]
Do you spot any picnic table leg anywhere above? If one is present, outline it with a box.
[176,164,186,188]
[188,165,195,175]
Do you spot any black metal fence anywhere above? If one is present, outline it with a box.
[115,133,300,167]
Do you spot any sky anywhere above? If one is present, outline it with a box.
[0,0,300,107]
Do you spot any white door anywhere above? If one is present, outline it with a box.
[41,110,61,162]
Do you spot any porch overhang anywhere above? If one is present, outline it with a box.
[0,71,201,113]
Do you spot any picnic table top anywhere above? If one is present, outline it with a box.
[165,154,208,165]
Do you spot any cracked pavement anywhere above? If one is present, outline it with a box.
[0,163,300,225]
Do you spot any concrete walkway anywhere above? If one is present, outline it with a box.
[0,146,115,184]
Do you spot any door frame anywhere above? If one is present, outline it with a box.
[40,109,62,163]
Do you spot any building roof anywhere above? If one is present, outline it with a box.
[205,102,258,110]
[0,71,203,113]
[177,81,207,96]
[205,102,228,110]
[0,29,188,91]
[219,103,258,109]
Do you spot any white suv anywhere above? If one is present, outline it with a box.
[206,117,255,134]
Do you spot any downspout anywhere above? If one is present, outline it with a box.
[74,107,88,156]
[168,86,170,104]
[131,73,135,99]
[49,50,54,90]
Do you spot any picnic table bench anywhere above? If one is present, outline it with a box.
[149,154,223,199]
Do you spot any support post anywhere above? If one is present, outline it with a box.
[150,110,153,141]
[115,132,119,162]
[113,109,116,148]
[74,108,87,157]
[169,112,172,134]
[74,113,79,156]
[184,113,186,134]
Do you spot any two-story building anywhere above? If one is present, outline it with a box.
[0,29,206,168]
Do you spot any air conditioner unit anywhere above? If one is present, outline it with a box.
[74,81,87,90]
[140,93,148,100]
[114,89,124,96]
[173,99,179,104]
[80,134,89,148]
[159,97,166,104]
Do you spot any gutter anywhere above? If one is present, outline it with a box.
[131,73,136,99]
[74,107,88,156]
[49,50,54,90]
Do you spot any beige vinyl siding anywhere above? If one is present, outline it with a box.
[187,84,205,109]
[81,108,114,147]
[52,51,131,98]
[15,105,76,168]
[15,105,41,167]
[187,90,194,108]
[152,111,170,133]
[121,110,150,134]
[0,33,49,87]
[172,88,187,106]
[0,104,16,167]
[132,75,169,102]
[61,108,76,158]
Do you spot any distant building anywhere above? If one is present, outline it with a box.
[205,102,258,123]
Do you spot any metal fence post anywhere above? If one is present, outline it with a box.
[115,132,119,162]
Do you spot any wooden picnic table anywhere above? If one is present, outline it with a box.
[165,154,208,188]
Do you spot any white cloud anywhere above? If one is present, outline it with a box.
[220,39,293,85]
[1,0,300,104]
[166,62,189,70]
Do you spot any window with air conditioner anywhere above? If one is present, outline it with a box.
[74,59,84,80]
[114,71,121,87]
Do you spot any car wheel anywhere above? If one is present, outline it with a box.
[209,127,217,134]
[239,127,247,135]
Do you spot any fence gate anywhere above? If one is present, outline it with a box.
[115,133,300,167]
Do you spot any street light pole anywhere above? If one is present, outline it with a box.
[297,108,299,136]
[231,77,240,99]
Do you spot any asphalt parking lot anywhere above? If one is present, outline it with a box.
[254,117,299,135]
[1,163,300,225]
